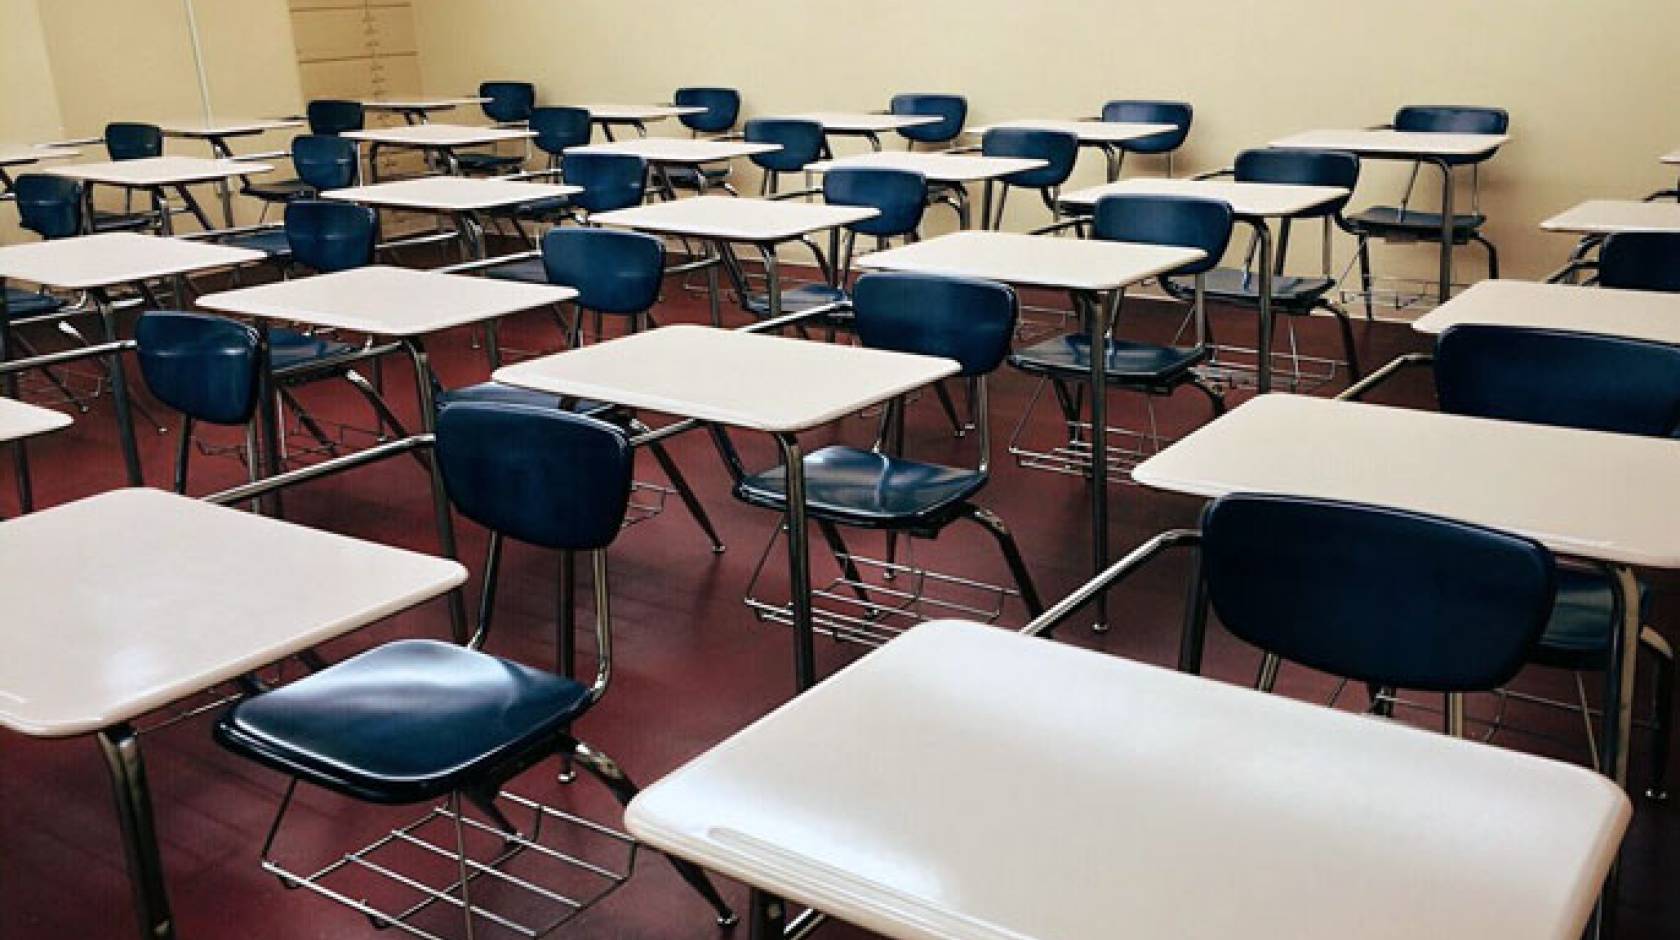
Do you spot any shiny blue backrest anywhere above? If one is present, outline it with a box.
[562,151,647,214]
[1091,193,1233,276]
[1100,100,1193,154]
[479,81,536,123]
[1202,493,1555,691]
[1598,233,1680,293]
[306,99,365,135]
[982,127,1078,189]
[1394,105,1508,134]
[135,311,263,426]
[540,227,664,315]
[1234,148,1359,217]
[824,167,926,238]
[746,118,824,172]
[292,135,359,191]
[1435,324,1680,437]
[674,87,740,134]
[14,174,82,240]
[530,107,593,156]
[890,93,967,143]
[853,272,1018,376]
[105,122,162,160]
[436,402,633,551]
[285,200,377,273]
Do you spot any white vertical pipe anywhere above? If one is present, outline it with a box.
[181,0,213,123]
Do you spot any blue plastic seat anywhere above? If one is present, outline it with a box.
[455,81,534,175]
[3,288,64,319]
[135,311,263,492]
[305,99,365,136]
[980,127,1078,226]
[890,93,967,147]
[244,134,359,205]
[1597,232,1680,292]
[512,150,646,222]
[5,176,77,318]
[1099,100,1193,175]
[746,118,825,196]
[105,122,162,160]
[664,88,741,194]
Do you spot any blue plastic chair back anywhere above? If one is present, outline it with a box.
[982,128,1078,189]
[1435,324,1680,437]
[746,118,824,173]
[306,99,365,135]
[479,82,536,123]
[292,135,359,191]
[1234,148,1359,216]
[1395,105,1508,135]
[285,200,377,273]
[1202,493,1555,692]
[1091,193,1233,277]
[14,174,83,240]
[105,122,162,160]
[890,94,967,144]
[541,227,664,315]
[824,167,926,238]
[1597,233,1680,293]
[853,272,1018,376]
[135,311,263,426]
[674,87,741,134]
[436,402,633,551]
[561,151,647,214]
[530,107,593,156]
[1100,100,1193,154]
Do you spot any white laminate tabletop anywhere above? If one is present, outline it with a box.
[1134,394,1680,568]
[786,112,942,133]
[44,156,275,187]
[807,150,1046,183]
[362,97,489,112]
[568,138,781,165]
[580,103,705,122]
[0,488,466,737]
[1412,279,1680,343]
[968,118,1177,144]
[1271,129,1509,159]
[1059,177,1347,218]
[342,123,535,147]
[0,397,72,443]
[322,177,579,212]
[492,324,958,433]
[197,265,576,336]
[0,145,80,168]
[856,230,1201,292]
[0,233,265,290]
[590,196,877,243]
[158,118,303,138]
[628,619,1628,940]
[1541,199,1680,234]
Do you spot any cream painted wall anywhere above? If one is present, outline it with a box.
[413,0,1680,280]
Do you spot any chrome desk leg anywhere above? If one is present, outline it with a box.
[1601,563,1641,788]
[1252,217,1276,394]
[757,245,784,325]
[980,180,995,231]
[405,337,470,644]
[1080,290,1118,632]
[93,289,144,486]
[1178,545,1210,673]
[775,433,815,691]
[0,289,33,513]
[98,724,176,940]
[207,135,237,228]
[705,239,723,328]
[1433,158,1454,305]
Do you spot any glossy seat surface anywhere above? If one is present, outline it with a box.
[740,283,848,318]
[486,257,547,284]
[268,327,358,372]
[242,179,314,203]
[1345,206,1488,233]
[736,445,985,528]
[3,286,65,318]
[1192,268,1337,307]
[1010,333,1206,383]
[219,228,293,259]
[438,381,614,419]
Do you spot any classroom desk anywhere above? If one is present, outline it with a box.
[589,195,877,324]
[1270,129,1509,304]
[1542,198,1680,234]
[968,118,1178,181]
[492,324,958,691]
[0,232,266,484]
[568,138,782,196]
[158,119,304,226]
[341,123,535,177]
[782,112,942,153]
[45,157,275,234]
[361,96,489,125]
[806,150,1048,229]
[857,231,1202,632]
[1059,176,1349,392]
[321,176,579,259]
[0,144,80,197]
[0,395,72,514]
[576,103,705,139]
[627,619,1629,940]
[0,487,465,940]
[1412,279,1680,344]
[1133,392,1680,790]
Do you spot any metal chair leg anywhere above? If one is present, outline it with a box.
[816,519,875,608]
[963,504,1045,617]
[1256,653,1282,692]
[1473,233,1500,279]
[1356,236,1374,320]
[1319,300,1363,381]
[467,532,504,650]
[646,439,726,553]
[173,415,195,494]
[1645,626,1674,801]
[1188,377,1227,416]
[932,382,966,438]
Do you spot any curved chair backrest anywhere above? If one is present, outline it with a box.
[890,93,967,144]
[1202,493,1555,692]
[824,167,927,238]
[746,118,825,172]
[529,106,593,156]
[674,87,741,134]
[1100,100,1193,154]
[292,135,359,191]
[436,402,633,551]
[1435,324,1680,437]
[1597,232,1680,293]
[562,151,648,214]
[1394,105,1509,135]
[135,311,263,426]
[982,127,1079,190]
[306,99,365,135]
[1091,193,1233,277]
[14,174,83,240]
[1233,148,1359,216]
[853,272,1018,377]
[105,122,162,160]
[540,226,664,315]
[479,81,536,123]
[285,200,377,273]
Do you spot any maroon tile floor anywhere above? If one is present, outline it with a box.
[1,255,1675,939]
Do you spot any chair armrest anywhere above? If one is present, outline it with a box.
[1030,217,1085,237]
[42,136,102,147]
[505,168,564,181]
[233,150,288,162]
[1192,166,1234,181]
[435,249,541,276]
[179,222,283,241]
[767,187,823,201]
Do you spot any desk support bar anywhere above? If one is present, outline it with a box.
[1022,528,1200,639]
[1335,352,1432,402]
[205,434,432,506]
